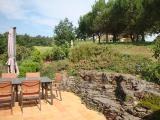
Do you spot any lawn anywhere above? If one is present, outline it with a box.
[74,41,154,60]
[34,46,52,54]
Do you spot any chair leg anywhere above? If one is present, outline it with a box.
[39,97,41,111]
[45,89,48,102]
[13,92,15,106]
[21,95,23,113]
[11,101,13,114]
[59,90,62,101]
[55,90,58,97]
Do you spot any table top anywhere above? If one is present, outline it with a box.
[0,77,52,85]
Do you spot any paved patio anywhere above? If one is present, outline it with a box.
[0,91,106,120]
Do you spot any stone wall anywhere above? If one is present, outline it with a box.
[64,70,160,120]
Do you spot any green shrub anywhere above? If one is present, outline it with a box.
[69,43,152,75]
[0,52,7,64]
[42,45,68,61]
[52,46,66,60]
[42,49,53,61]
[18,48,42,77]
[16,45,32,61]
[30,49,42,63]
[153,36,160,62]
[67,68,78,76]
[141,63,160,84]
[40,60,69,79]
[69,43,111,62]
[138,94,160,111]
[19,60,41,77]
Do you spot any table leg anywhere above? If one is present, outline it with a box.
[50,83,53,105]
[42,83,44,99]
[15,85,18,102]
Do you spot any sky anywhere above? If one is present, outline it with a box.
[0,0,157,41]
[0,0,97,37]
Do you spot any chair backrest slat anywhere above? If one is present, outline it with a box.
[0,81,12,95]
[22,80,40,94]
[1,73,17,79]
[26,72,40,78]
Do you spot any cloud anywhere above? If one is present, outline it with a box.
[0,0,95,27]
[0,0,27,20]
[0,0,97,36]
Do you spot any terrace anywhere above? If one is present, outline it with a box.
[0,91,106,120]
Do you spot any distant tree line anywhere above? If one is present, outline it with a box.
[0,33,53,54]
[77,0,160,43]
[17,34,53,47]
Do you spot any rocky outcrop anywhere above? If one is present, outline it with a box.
[64,70,160,120]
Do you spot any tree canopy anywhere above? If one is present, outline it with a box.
[54,18,75,45]
[78,0,160,42]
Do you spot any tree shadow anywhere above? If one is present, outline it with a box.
[114,75,126,104]
[141,110,160,120]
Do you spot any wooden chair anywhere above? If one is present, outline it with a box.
[19,80,41,113]
[25,72,46,98]
[26,72,40,78]
[45,73,62,101]
[1,73,17,105]
[0,81,14,114]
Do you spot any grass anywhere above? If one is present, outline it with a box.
[34,46,52,54]
[108,44,154,60]
[74,41,154,60]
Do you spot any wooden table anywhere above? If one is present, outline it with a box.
[0,77,53,105]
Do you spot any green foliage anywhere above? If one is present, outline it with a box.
[40,60,69,79]
[17,34,53,47]
[54,18,75,45]
[69,43,111,62]
[18,48,42,77]
[69,43,152,75]
[153,36,160,61]
[138,94,160,111]
[141,63,160,84]
[78,0,160,42]
[16,45,32,61]
[67,68,78,76]
[30,49,42,63]
[140,37,160,84]
[52,46,66,60]
[19,60,41,77]
[0,52,7,64]
[42,45,68,61]
[0,33,7,54]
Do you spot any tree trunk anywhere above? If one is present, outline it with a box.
[113,34,117,42]
[98,34,101,44]
[130,34,135,42]
[141,32,145,42]
[136,34,139,42]
[92,34,95,43]
[106,33,108,43]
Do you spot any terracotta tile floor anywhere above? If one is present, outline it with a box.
[0,92,106,120]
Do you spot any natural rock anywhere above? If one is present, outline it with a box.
[64,70,160,120]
